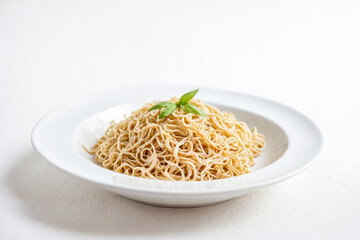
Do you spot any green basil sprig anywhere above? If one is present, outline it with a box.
[149,89,208,119]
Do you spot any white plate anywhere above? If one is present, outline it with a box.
[31,86,323,207]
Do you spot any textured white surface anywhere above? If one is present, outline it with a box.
[0,0,359,239]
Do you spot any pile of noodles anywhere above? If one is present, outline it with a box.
[86,98,265,181]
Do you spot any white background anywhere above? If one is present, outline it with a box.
[1,0,359,239]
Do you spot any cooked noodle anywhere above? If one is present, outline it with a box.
[86,98,265,181]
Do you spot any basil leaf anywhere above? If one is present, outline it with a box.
[149,101,174,111]
[182,103,208,117]
[180,103,192,113]
[178,89,199,105]
[158,103,177,119]
[148,89,207,119]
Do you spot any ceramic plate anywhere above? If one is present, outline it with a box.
[31,86,323,207]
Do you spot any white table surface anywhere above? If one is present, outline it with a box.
[1,0,359,239]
